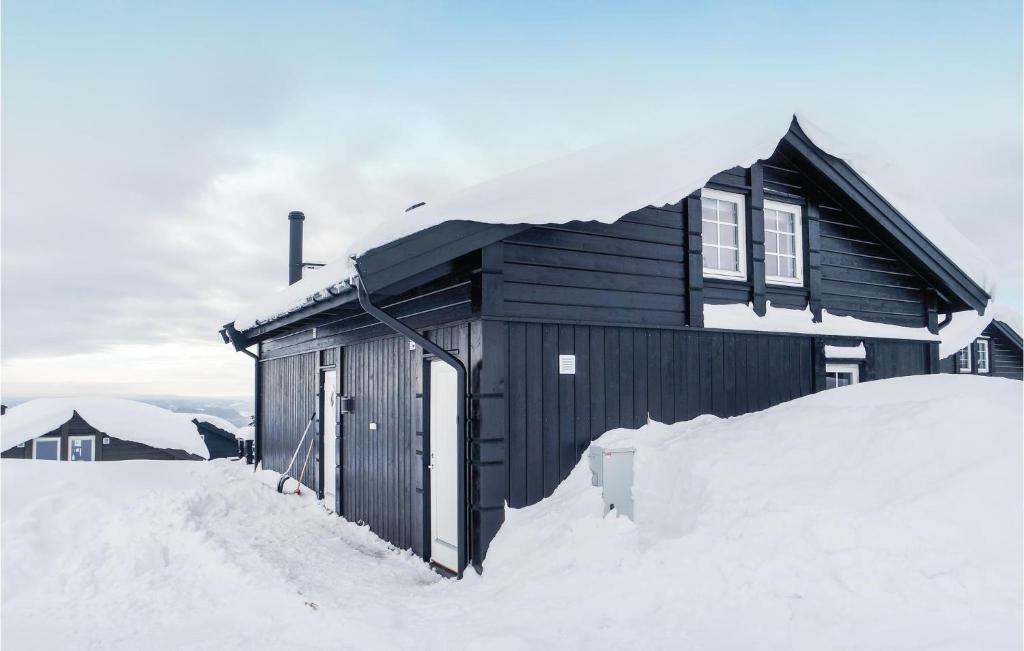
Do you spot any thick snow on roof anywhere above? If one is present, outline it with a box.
[237,426,255,441]
[232,111,994,332]
[993,304,1023,338]
[1,398,209,459]
[179,412,243,438]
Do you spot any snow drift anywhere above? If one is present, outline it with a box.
[2,376,1019,649]
[1,397,209,459]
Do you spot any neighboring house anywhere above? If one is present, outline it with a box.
[941,318,1023,380]
[179,413,248,459]
[1,398,209,461]
[220,116,992,575]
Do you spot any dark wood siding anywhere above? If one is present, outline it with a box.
[989,329,1023,380]
[258,352,319,490]
[499,206,687,327]
[704,152,933,328]
[495,324,816,509]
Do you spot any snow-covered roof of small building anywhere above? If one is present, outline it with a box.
[1,398,210,459]
[178,412,244,439]
[230,111,995,354]
[237,426,255,441]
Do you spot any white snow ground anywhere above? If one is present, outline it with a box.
[2,375,1020,650]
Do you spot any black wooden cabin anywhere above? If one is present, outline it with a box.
[940,319,1023,380]
[1,412,204,461]
[222,118,989,575]
[191,418,246,459]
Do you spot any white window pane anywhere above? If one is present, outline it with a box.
[720,200,738,225]
[765,254,779,277]
[765,232,778,254]
[779,257,795,278]
[779,233,794,255]
[702,251,714,270]
[825,375,837,390]
[779,212,795,234]
[35,440,60,460]
[720,248,737,271]
[702,220,718,244]
[720,223,737,247]
[701,198,717,221]
[764,209,778,232]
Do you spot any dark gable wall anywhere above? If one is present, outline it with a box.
[702,151,932,328]
[988,327,1023,380]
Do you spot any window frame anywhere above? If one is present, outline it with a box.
[763,199,804,287]
[68,435,96,461]
[956,346,972,373]
[824,362,860,389]
[700,188,747,281]
[975,337,990,374]
[32,437,62,460]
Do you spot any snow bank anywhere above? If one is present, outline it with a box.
[481,375,1022,649]
[2,376,1019,649]
[1,397,209,458]
[179,412,243,438]
[232,111,993,332]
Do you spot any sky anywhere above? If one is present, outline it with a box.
[2,1,1021,398]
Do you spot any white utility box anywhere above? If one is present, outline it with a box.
[588,445,636,520]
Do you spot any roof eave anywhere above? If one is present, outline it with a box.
[784,118,989,314]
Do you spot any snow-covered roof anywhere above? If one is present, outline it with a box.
[1,398,210,459]
[178,412,244,439]
[231,111,994,335]
[237,425,255,441]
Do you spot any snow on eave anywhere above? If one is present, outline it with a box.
[704,301,940,344]
[1,397,210,459]
[824,343,867,360]
[229,110,996,333]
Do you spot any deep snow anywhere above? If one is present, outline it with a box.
[2,375,1020,650]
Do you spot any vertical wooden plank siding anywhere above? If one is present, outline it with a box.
[258,352,319,491]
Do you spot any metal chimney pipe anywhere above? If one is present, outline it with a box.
[288,211,305,285]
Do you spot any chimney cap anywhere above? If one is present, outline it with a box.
[288,210,305,220]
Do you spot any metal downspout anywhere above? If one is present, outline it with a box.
[353,271,469,577]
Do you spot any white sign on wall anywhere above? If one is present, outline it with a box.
[559,354,576,375]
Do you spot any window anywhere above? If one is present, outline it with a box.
[976,338,990,374]
[32,438,61,460]
[825,363,859,390]
[69,436,95,461]
[763,200,803,286]
[701,188,746,280]
[956,346,972,373]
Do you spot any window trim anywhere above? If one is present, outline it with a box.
[32,437,62,460]
[700,188,747,281]
[763,199,804,287]
[975,337,990,374]
[825,362,860,389]
[956,345,972,373]
[68,435,96,461]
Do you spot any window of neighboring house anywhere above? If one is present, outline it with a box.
[32,437,61,460]
[69,436,95,461]
[976,338,990,374]
[763,200,804,286]
[956,346,972,373]
[825,363,859,390]
[701,188,747,280]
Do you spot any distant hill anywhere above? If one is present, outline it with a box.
[0,395,253,428]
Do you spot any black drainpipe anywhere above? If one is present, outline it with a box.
[937,309,954,331]
[354,268,468,577]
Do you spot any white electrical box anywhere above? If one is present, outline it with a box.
[559,354,576,374]
[409,340,417,351]
[369,422,378,431]
[588,445,635,520]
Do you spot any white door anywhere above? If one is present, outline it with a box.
[429,360,459,572]
[321,369,339,510]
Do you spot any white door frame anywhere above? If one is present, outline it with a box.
[68,435,96,461]
[321,368,339,511]
[428,358,460,573]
